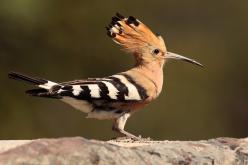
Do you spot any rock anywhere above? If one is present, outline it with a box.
[0,137,248,165]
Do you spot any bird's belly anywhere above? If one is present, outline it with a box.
[62,97,93,113]
[61,97,127,120]
[86,109,124,120]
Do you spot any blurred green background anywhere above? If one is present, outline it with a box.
[0,0,247,140]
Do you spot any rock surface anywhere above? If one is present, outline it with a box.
[0,137,248,165]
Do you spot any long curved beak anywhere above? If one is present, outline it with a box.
[165,52,203,67]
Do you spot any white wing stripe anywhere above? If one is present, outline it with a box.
[88,84,101,98]
[102,81,118,99]
[72,85,82,96]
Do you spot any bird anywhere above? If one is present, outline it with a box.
[8,13,202,140]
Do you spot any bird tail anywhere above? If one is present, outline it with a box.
[8,72,61,98]
[8,72,48,85]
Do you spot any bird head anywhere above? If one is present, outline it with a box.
[106,13,202,67]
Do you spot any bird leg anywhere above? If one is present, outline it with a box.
[112,113,140,140]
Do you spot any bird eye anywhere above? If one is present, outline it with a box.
[153,49,160,55]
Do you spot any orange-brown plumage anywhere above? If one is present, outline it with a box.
[108,14,167,63]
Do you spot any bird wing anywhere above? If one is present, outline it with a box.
[57,73,148,102]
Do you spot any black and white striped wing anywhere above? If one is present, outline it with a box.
[58,74,148,102]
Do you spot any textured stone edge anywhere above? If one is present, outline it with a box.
[0,137,247,165]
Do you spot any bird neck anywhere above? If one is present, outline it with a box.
[135,60,164,96]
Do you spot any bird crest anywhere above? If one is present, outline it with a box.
[106,13,167,62]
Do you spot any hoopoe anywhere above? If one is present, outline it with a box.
[8,13,202,140]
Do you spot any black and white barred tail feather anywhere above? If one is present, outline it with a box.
[8,72,59,96]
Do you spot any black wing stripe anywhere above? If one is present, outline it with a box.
[79,82,111,100]
[107,76,128,101]
[78,86,91,100]
[120,73,148,100]
[97,82,111,100]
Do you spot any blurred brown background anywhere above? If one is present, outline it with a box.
[0,0,247,140]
